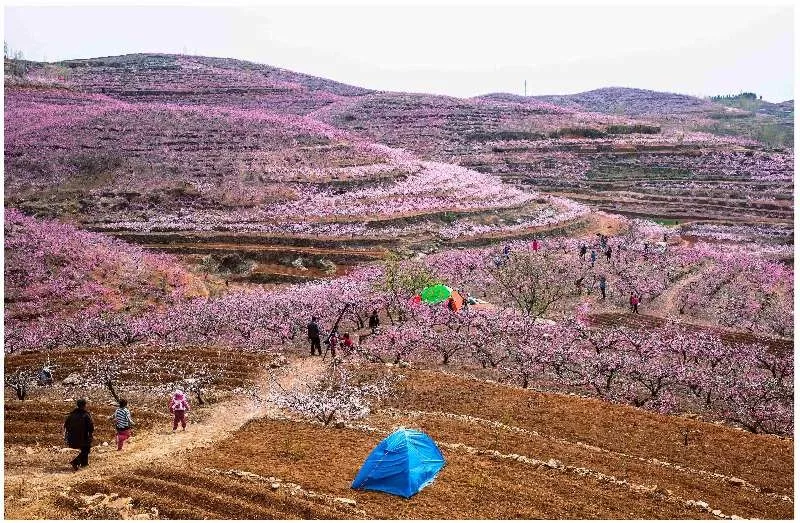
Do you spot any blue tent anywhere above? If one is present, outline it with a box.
[351,427,446,498]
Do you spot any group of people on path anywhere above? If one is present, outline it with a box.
[62,389,191,471]
[495,238,543,267]
[579,234,613,267]
[307,315,359,358]
[577,234,645,313]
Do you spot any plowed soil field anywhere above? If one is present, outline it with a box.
[8,360,790,519]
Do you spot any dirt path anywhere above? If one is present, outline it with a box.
[4,356,327,519]
[580,212,628,237]
[648,267,707,318]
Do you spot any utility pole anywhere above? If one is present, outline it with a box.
[524,80,527,97]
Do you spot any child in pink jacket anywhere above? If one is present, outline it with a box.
[169,390,190,432]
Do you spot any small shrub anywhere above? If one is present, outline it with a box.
[606,124,661,135]
[549,127,606,139]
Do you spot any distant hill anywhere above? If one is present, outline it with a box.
[45,53,371,115]
[530,87,723,116]
[4,53,793,228]
[710,93,794,120]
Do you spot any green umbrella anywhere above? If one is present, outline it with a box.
[420,284,452,304]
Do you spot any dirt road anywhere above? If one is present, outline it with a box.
[3,357,327,519]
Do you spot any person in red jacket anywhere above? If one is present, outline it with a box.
[629,292,640,314]
[169,390,190,432]
[341,332,354,352]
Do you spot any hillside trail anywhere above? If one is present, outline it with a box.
[648,266,707,318]
[4,356,327,511]
[580,212,628,237]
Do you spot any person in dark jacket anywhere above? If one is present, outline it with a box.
[599,275,607,300]
[64,398,94,471]
[605,246,612,261]
[579,244,588,260]
[308,316,322,356]
[368,309,380,334]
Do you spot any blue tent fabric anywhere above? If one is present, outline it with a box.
[351,427,446,498]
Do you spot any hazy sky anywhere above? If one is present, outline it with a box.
[3,3,795,101]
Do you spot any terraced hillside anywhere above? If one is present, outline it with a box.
[45,53,369,112]
[13,55,792,231]
[6,55,601,281]
[318,89,793,224]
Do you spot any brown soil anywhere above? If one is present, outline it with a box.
[3,354,326,519]
[8,360,791,519]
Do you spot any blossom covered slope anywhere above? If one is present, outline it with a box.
[6,57,593,241]
[4,211,792,435]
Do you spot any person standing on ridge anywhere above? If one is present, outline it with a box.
[308,316,322,356]
[64,398,94,471]
[169,390,190,432]
[111,398,134,451]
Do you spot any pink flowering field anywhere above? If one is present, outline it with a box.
[3,53,793,520]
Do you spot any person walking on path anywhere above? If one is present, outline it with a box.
[169,390,190,432]
[599,276,607,300]
[308,316,322,356]
[111,398,134,451]
[64,398,94,471]
[590,249,597,267]
[605,246,612,262]
[629,292,640,314]
[579,243,588,261]
[368,309,380,334]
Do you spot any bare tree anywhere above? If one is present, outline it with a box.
[5,368,34,400]
[88,357,122,403]
[182,364,213,406]
[270,366,399,426]
[490,249,582,318]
